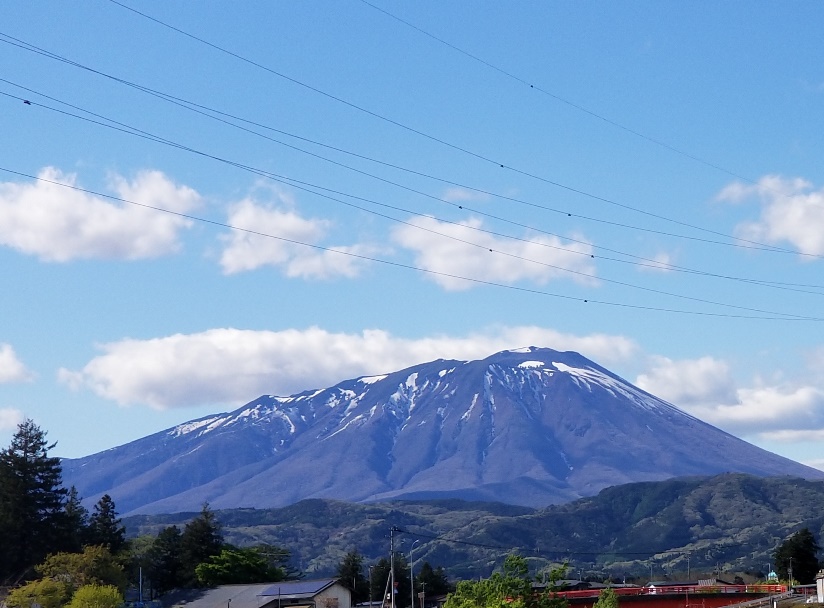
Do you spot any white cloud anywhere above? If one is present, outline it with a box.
[679,383,824,435]
[392,216,596,291]
[636,354,824,438]
[717,175,824,255]
[219,199,371,278]
[0,167,199,261]
[59,326,637,409]
[0,344,33,383]
[0,408,24,431]
[636,356,737,406]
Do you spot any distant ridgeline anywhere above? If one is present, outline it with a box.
[123,473,824,580]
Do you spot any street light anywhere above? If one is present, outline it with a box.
[410,540,421,608]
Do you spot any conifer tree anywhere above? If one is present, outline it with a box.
[88,494,126,553]
[337,550,369,603]
[180,503,224,586]
[63,486,91,552]
[416,562,451,597]
[774,527,822,584]
[0,419,67,581]
[146,526,184,595]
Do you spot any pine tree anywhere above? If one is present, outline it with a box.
[180,503,224,587]
[62,486,90,552]
[416,562,451,597]
[146,526,183,595]
[0,419,67,582]
[774,527,822,584]
[371,554,411,608]
[337,550,369,603]
[88,494,126,553]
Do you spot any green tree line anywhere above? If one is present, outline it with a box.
[0,420,300,607]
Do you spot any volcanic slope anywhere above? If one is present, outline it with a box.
[62,347,823,514]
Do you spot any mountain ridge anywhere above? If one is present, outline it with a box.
[63,347,824,515]
[122,473,824,579]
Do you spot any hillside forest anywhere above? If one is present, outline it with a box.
[2,419,824,608]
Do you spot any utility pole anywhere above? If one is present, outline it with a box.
[788,557,793,587]
[410,540,420,608]
[390,527,397,608]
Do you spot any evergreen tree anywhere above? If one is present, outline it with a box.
[371,554,411,608]
[146,525,183,595]
[255,544,302,580]
[337,550,369,603]
[88,494,126,553]
[0,419,67,582]
[62,486,90,552]
[180,503,224,586]
[774,527,821,584]
[416,562,451,597]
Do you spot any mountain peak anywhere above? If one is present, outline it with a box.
[63,347,824,515]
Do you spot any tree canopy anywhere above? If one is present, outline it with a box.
[774,527,822,584]
[196,547,286,586]
[444,555,567,608]
[592,588,618,608]
[180,503,224,586]
[88,494,126,554]
[416,561,451,597]
[337,550,370,603]
[0,419,68,582]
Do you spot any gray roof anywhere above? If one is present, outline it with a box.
[162,580,342,608]
[259,580,339,598]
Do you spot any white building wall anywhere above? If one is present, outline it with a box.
[316,584,351,608]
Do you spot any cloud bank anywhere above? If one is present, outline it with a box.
[219,198,372,278]
[392,216,596,290]
[0,168,199,261]
[717,175,824,256]
[636,354,824,442]
[59,326,637,409]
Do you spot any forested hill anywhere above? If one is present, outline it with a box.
[123,473,824,579]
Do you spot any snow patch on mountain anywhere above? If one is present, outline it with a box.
[170,416,224,437]
[462,394,479,421]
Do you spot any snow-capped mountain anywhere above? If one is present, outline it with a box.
[62,347,824,515]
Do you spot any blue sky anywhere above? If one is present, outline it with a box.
[2,2,824,470]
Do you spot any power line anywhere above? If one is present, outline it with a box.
[2,35,822,289]
[357,0,758,187]
[1,31,808,263]
[2,88,820,320]
[99,1,802,256]
[1,164,820,323]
